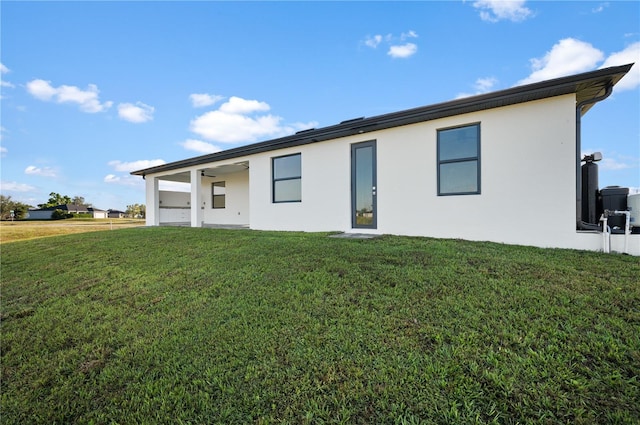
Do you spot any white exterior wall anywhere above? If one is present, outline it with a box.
[159,190,191,207]
[142,93,639,255]
[158,190,190,223]
[249,139,351,232]
[146,176,160,226]
[380,96,578,247]
[246,94,639,254]
[248,96,576,243]
[202,170,250,225]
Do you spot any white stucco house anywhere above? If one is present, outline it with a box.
[132,64,639,255]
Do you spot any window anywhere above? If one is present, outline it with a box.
[437,123,480,195]
[272,153,301,203]
[212,181,226,208]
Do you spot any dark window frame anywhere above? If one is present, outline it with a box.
[212,181,226,209]
[272,153,302,203]
[351,140,377,229]
[437,123,481,196]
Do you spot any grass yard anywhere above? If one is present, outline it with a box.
[1,227,639,424]
[0,219,145,243]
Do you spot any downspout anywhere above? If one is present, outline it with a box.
[576,82,613,230]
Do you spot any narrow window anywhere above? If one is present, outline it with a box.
[272,153,301,203]
[437,123,480,195]
[212,181,226,208]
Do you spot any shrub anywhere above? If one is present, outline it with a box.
[51,209,72,220]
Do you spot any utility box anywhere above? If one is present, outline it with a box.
[600,186,629,230]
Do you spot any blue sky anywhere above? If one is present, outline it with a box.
[1,1,638,211]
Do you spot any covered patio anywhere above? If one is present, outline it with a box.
[144,161,250,227]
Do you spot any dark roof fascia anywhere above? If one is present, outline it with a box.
[31,204,85,212]
[131,63,633,177]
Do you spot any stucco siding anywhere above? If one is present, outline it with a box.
[140,91,638,255]
[379,94,577,248]
[202,170,250,225]
[249,140,352,232]
[249,94,582,250]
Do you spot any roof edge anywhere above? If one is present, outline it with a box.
[132,63,634,176]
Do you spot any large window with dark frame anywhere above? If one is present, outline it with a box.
[437,123,481,196]
[272,153,302,203]
[212,181,226,208]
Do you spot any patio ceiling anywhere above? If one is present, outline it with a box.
[156,161,249,183]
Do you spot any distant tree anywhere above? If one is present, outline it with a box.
[126,203,146,219]
[0,195,32,220]
[38,192,72,208]
[72,196,87,206]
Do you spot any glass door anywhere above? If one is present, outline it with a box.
[351,141,377,229]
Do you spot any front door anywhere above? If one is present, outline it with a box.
[351,141,377,229]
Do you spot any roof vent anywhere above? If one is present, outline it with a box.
[295,128,316,134]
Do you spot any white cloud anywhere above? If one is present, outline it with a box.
[104,174,142,186]
[401,30,418,40]
[473,0,533,22]
[24,165,57,177]
[456,76,499,99]
[1,65,14,88]
[57,84,113,112]
[25,79,113,112]
[599,42,640,92]
[219,96,270,114]
[190,93,225,108]
[517,38,604,85]
[364,32,418,59]
[0,181,36,192]
[592,2,609,13]
[388,43,418,59]
[117,102,154,123]
[364,35,383,48]
[105,159,158,186]
[26,79,57,100]
[474,77,498,93]
[599,158,632,171]
[191,110,282,143]
[108,159,165,172]
[0,146,7,157]
[582,149,639,171]
[180,139,222,154]
[189,96,316,144]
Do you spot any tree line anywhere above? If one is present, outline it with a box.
[0,192,145,220]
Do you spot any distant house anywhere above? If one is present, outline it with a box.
[26,204,108,220]
[108,209,128,219]
[132,64,638,255]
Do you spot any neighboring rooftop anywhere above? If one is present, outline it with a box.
[30,204,106,212]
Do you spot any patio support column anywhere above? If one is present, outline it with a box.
[190,169,203,227]
[145,175,160,226]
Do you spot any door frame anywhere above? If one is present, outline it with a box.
[351,140,377,229]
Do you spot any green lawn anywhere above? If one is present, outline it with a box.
[1,227,639,424]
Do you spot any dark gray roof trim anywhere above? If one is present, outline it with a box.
[132,64,633,176]
[31,204,105,212]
